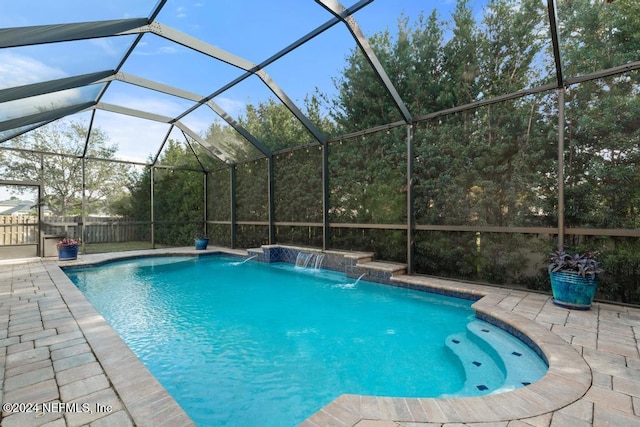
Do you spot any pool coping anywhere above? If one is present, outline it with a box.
[4,247,617,426]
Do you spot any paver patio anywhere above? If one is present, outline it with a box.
[1,248,639,426]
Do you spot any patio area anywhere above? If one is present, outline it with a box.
[0,249,639,426]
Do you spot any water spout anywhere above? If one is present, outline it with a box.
[295,252,313,268]
[313,254,325,270]
[230,255,257,266]
[354,273,366,285]
[239,255,257,264]
[295,252,324,270]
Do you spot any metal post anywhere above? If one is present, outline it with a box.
[39,153,44,256]
[406,124,415,275]
[203,171,208,237]
[267,155,275,245]
[322,144,330,251]
[230,165,237,249]
[81,158,87,254]
[557,88,565,250]
[150,166,155,248]
[38,183,44,257]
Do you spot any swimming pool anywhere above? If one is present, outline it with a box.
[65,255,547,426]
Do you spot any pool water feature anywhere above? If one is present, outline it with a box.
[65,255,547,427]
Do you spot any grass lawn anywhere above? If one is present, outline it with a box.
[83,241,168,253]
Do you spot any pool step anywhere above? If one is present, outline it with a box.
[465,321,547,393]
[445,321,548,397]
[445,330,505,397]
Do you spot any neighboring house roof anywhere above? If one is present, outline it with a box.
[0,200,36,215]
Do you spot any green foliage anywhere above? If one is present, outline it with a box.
[415,232,478,279]
[329,128,407,225]
[236,160,268,222]
[124,140,205,246]
[599,239,640,303]
[203,120,261,162]
[560,1,640,232]
[1,121,133,216]
[330,228,406,263]
[208,168,231,222]
[275,226,323,248]
[548,249,603,277]
[241,99,313,152]
[274,148,323,223]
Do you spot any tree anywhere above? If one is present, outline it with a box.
[1,121,133,216]
[558,0,640,230]
[123,139,206,245]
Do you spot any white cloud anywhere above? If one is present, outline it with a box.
[95,112,171,163]
[0,51,67,89]
[133,44,180,56]
[214,97,246,119]
[179,106,217,134]
[1,88,87,121]
[88,38,123,57]
[107,93,190,118]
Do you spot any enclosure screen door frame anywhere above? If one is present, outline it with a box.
[0,180,44,257]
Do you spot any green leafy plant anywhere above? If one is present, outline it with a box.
[548,249,603,278]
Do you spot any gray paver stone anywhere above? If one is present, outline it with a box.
[53,352,96,373]
[1,409,64,427]
[35,330,84,348]
[6,346,50,369]
[51,343,91,361]
[88,410,134,427]
[3,366,55,392]
[2,379,59,410]
[64,388,123,427]
[5,359,52,378]
[594,404,640,427]
[19,329,57,342]
[60,374,110,402]
[6,340,35,355]
[56,361,104,386]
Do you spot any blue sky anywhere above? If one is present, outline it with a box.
[1,0,477,164]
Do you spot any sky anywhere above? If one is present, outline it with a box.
[0,0,476,168]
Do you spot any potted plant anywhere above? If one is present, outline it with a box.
[56,237,80,261]
[548,249,603,310]
[194,231,209,250]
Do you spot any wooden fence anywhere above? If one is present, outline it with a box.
[0,215,146,245]
[0,215,38,245]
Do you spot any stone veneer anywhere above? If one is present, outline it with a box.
[247,245,373,274]
[246,244,415,286]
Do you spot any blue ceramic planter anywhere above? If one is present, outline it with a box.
[550,271,598,310]
[195,238,209,250]
[58,245,79,261]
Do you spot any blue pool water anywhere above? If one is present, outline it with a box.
[65,255,546,427]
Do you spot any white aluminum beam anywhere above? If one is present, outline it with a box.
[175,121,233,164]
[113,72,202,102]
[93,102,173,123]
[140,23,327,145]
[137,23,256,71]
[111,73,271,157]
